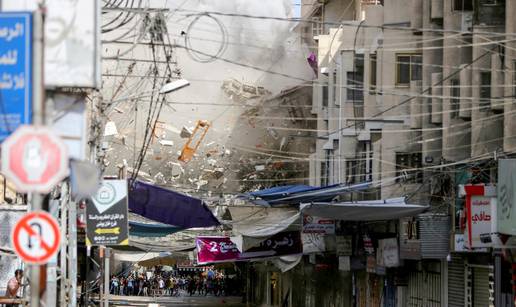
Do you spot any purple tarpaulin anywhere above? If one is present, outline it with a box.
[307,52,318,76]
[129,181,220,229]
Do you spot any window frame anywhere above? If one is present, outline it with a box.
[322,83,329,108]
[332,71,338,105]
[395,53,422,87]
[395,152,423,183]
[450,79,460,118]
[370,53,377,94]
[452,0,473,11]
[513,60,516,98]
[479,71,491,111]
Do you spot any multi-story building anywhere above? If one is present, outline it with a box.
[290,0,515,306]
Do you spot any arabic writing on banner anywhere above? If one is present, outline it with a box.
[86,180,129,246]
[466,195,494,248]
[0,13,32,141]
[302,214,335,234]
[196,231,302,264]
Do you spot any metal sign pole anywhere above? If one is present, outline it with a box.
[30,6,45,306]
[29,194,42,307]
[104,248,110,307]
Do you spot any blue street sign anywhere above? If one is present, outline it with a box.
[0,13,32,141]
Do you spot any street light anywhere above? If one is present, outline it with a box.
[159,78,190,94]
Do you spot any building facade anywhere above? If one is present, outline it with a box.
[248,1,515,306]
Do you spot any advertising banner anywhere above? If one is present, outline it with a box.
[86,180,129,246]
[197,231,302,264]
[377,238,399,267]
[0,13,32,141]
[498,159,516,235]
[302,214,335,234]
[465,195,494,248]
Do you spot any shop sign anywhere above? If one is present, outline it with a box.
[377,238,400,267]
[465,195,494,248]
[336,235,352,256]
[302,232,326,254]
[85,180,129,246]
[196,231,302,264]
[497,159,516,235]
[302,214,335,234]
[453,234,487,252]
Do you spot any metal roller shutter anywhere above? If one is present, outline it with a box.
[473,267,491,307]
[407,270,441,307]
[448,254,465,307]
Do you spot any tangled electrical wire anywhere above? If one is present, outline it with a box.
[102,0,143,34]
[183,13,229,63]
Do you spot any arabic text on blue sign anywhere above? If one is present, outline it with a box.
[0,13,32,141]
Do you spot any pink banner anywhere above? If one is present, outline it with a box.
[196,231,302,264]
[196,236,241,264]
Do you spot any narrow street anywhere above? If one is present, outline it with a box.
[98,293,245,307]
[0,0,515,307]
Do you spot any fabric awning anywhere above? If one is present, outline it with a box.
[228,206,301,251]
[114,252,165,262]
[240,182,371,206]
[129,180,220,228]
[129,221,183,237]
[300,197,429,221]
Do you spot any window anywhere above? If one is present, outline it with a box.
[513,61,516,98]
[347,54,364,102]
[395,152,423,183]
[322,83,328,107]
[450,79,460,118]
[480,0,501,5]
[370,53,377,94]
[345,160,358,184]
[321,150,330,186]
[453,0,473,10]
[480,72,491,111]
[396,54,422,86]
[333,71,338,104]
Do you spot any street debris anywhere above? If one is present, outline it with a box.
[178,120,211,163]
[104,121,118,136]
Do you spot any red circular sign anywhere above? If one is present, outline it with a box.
[1,125,69,193]
[11,211,61,264]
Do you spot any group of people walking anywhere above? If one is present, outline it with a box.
[108,269,239,298]
[109,274,179,297]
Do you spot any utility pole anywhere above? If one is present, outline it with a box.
[104,247,110,307]
[30,7,45,307]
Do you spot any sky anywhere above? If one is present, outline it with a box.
[293,0,301,17]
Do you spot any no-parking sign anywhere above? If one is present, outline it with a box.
[11,211,61,264]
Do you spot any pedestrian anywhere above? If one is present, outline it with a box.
[143,278,149,296]
[127,276,134,296]
[5,269,23,307]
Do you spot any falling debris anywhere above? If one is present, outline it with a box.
[221,78,271,102]
[267,127,279,139]
[279,136,287,151]
[168,162,184,178]
[180,126,193,138]
[178,120,211,163]
[159,140,174,146]
[104,121,118,136]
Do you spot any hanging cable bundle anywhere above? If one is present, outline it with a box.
[184,13,228,63]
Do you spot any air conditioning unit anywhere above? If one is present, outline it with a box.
[460,11,473,33]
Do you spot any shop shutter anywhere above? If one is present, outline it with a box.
[473,267,491,307]
[407,270,441,307]
[418,214,450,259]
[448,253,465,307]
